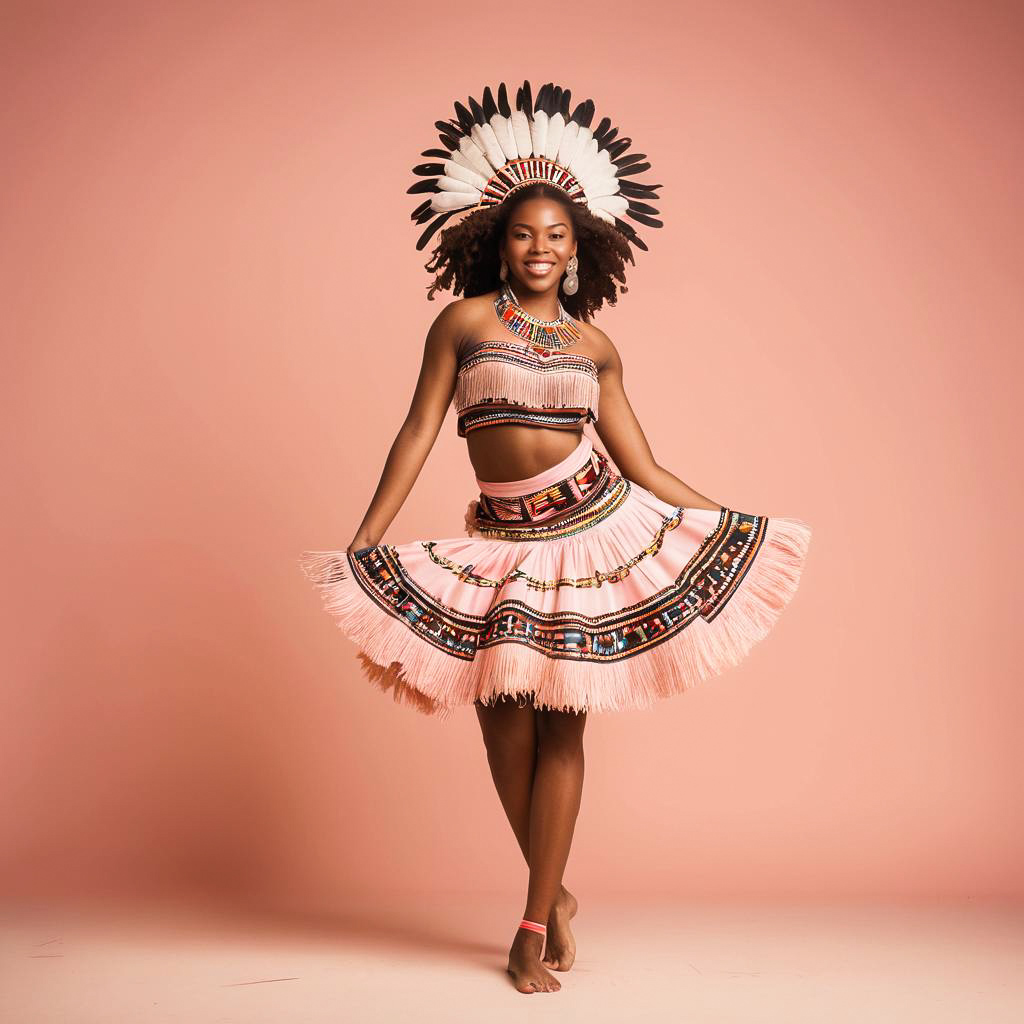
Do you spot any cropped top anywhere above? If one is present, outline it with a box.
[453,339,601,438]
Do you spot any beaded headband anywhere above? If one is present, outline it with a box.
[408,80,664,256]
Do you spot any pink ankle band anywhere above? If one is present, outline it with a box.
[519,918,547,934]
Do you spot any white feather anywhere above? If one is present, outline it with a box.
[587,194,628,217]
[470,122,506,172]
[443,160,489,190]
[584,155,617,193]
[586,205,616,225]
[556,121,582,169]
[544,112,565,160]
[568,136,599,180]
[530,110,549,160]
[436,175,481,195]
[430,190,479,213]
[591,148,617,177]
[510,110,533,157]
[489,114,519,160]
[585,175,622,200]
[458,136,494,179]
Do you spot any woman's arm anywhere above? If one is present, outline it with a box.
[592,328,724,512]
[347,304,461,552]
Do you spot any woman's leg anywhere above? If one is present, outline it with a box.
[474,694,538,864]
[475,696,585,991]
[527,707,585,972]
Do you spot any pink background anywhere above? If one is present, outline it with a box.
[2,0,1021,916]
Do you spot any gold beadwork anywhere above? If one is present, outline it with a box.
[422,504,684,591]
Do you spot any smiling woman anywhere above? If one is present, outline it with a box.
[298,79,812,995]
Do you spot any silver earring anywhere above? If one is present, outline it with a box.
[499,258,508,281]
[562,254,579,296]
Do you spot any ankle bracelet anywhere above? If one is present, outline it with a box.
[519,918,547,935]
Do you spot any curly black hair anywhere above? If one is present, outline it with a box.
[423,183,635,323]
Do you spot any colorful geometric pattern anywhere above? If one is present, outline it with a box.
[473,475,630,542]
[457,405,593,435]
[454,338,600,438]
[341,507,768,663]
[477,449,605,525]
[455,338,599,385]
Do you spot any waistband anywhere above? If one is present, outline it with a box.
[476,434,593,497]
[470,437,630,539]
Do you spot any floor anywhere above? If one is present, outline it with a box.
[4,892,1022,1022]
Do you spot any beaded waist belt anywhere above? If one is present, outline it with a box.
[471,448,630,540]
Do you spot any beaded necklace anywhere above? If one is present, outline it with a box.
[493,282,582,350]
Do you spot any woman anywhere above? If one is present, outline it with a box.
[299,81,811,995]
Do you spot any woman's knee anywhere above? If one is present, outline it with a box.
[475,697,538,763]
[536,708,587,756]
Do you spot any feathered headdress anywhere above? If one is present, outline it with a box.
[408,80,664,256]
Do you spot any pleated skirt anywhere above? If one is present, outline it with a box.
[298,435,812,718]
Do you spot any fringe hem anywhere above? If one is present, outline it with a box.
[297,516,811,719]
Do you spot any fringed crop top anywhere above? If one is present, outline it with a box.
[453,339,601,437]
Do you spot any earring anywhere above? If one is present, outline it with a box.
[499,258,508,281]
[562,254,579,296]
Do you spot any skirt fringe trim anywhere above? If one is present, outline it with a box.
[297,515,811,719]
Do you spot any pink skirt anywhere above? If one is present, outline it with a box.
[298,435,812,718]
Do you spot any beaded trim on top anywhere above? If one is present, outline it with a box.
[453,338,600,438]
[494,282,581,349]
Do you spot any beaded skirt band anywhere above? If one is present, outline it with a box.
[473,439,612,530]
[298,435,813,718]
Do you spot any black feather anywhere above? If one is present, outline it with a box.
[569,101,587,125]
[407,179,440,195]
[482,86,498,121]
[536,82,551,115]
[547,83,559,116]
[614,153,647,168]
[416,210,459,251]
[413,205,435,224]
[618,181,661,199]
[616,161,651,177]
[606,137,632,159]
[612,217,648,252]
[452,102,473,133]
[614,159,647,176]
[497,82,511,117]
[410,198,432,220]
[412,162,446,176]
[592,117,612,144]
[421,148,451,160]
[625,210,663,228]
[626,199,660,216]
[560,88,571,119]
[468,94,486,126]
[521,79,533,115]
[437,133,458,152]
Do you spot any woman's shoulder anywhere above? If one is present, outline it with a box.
[431,293,499,333]
[577,321,618,373]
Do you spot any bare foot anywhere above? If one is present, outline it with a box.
[507,928,561,993]
[542,885,578,971]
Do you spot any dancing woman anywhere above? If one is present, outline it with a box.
[300,80,812,994]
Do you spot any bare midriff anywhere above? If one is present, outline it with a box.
[466,425,586,485]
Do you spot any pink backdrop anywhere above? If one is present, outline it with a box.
[2,1,1021,913]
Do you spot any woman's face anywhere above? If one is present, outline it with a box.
[501,197,577,296]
